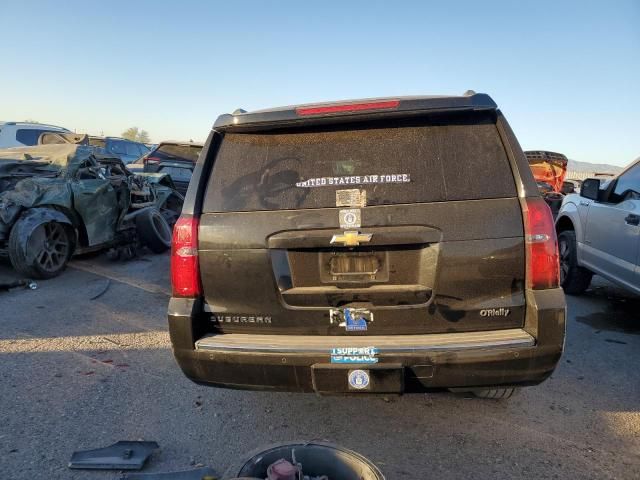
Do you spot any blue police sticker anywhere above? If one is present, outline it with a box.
[344,308,369,331]
[330,347,378,364]
[348,369,370,390]
[330,308,372,332]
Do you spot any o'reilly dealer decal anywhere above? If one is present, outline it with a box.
[296,174,410,188]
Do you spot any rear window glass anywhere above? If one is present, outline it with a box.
[154,144,201,162]
[203,114,516,212]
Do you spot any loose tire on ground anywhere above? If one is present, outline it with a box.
[136,208,172,253]
[8,213,74,279]
[558,230,592,295]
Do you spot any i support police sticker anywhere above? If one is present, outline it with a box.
[348,369,370,390]
[331,347,378,364]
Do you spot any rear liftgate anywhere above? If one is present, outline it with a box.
[196,109,528,393]
[269,223,440,394]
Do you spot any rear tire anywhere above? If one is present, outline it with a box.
[472,387,518,400]
[8,215,73,279]
[558,230,592,295]
[136,208,172,253]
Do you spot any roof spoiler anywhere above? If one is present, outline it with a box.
[213,92,497,131]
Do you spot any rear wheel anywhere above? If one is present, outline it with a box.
[472,387,518,400]
[136,208,172,253]
[558,230,592,295]
[8,217,73,279]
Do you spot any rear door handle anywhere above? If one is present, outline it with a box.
[579,201,590,207]
[625,214,640,226]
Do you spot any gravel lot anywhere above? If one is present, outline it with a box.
[1,252,638,479]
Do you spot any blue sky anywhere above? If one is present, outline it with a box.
[1,0,638,166]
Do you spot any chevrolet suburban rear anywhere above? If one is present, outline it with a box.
[168,92,566,398]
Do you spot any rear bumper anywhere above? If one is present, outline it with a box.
[168,289,566,393]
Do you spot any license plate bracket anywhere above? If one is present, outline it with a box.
[320,251,389,283]
[311,363,404,394]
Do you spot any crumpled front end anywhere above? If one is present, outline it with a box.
[0,160,70,242]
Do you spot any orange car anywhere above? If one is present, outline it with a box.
[525,150,568,194]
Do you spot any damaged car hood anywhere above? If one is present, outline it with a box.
[0,145,82,225]
[0,159,65,212]
[0,144,106,176]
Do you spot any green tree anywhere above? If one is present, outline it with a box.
[121,126,151,143]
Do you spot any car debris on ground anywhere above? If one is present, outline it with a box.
[226,441,384,480]
[68,441,159,470]
[68,441,218,479]
[0,136,183,279]
[0,278,37,291]
[89,278,111,300]
[122,466,217,480]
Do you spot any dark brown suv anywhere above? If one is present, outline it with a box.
[168,92,566,398]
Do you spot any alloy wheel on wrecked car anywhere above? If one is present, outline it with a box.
[29,222,70,273]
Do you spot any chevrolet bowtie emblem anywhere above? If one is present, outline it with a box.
[330,230,373,247]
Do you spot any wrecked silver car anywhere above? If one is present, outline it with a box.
[0,144,183,279]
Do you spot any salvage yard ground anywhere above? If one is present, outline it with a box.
[0,253,639,479]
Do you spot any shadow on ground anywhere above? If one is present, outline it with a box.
[0,260,638,479]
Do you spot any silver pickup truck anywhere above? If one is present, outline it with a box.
[556,158,640,295]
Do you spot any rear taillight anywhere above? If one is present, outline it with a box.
[522,197,560,289]
[296,100,399,116]
[145,156,160,165]
[171,215,201,297]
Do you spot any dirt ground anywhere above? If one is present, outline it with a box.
[0,252,638,479]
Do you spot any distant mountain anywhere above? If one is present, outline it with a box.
[567,159,625,174]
